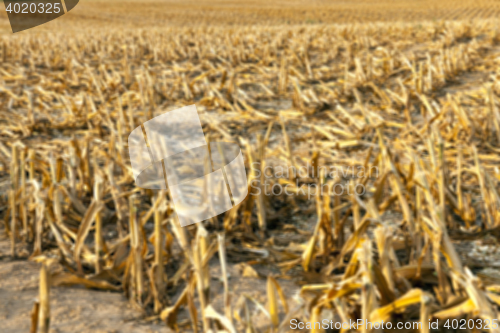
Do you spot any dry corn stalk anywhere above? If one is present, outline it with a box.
[38,264,50,333]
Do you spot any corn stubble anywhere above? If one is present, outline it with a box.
[1,16,500,333]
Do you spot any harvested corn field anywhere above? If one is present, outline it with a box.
[1,1,500,332]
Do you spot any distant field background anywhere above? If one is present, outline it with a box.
[1,0,500,33]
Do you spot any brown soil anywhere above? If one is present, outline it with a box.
[0,228,170,333]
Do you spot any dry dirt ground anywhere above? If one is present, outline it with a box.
[0,225,305,332]
[1,229,499,332]
[0,227,169,333]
